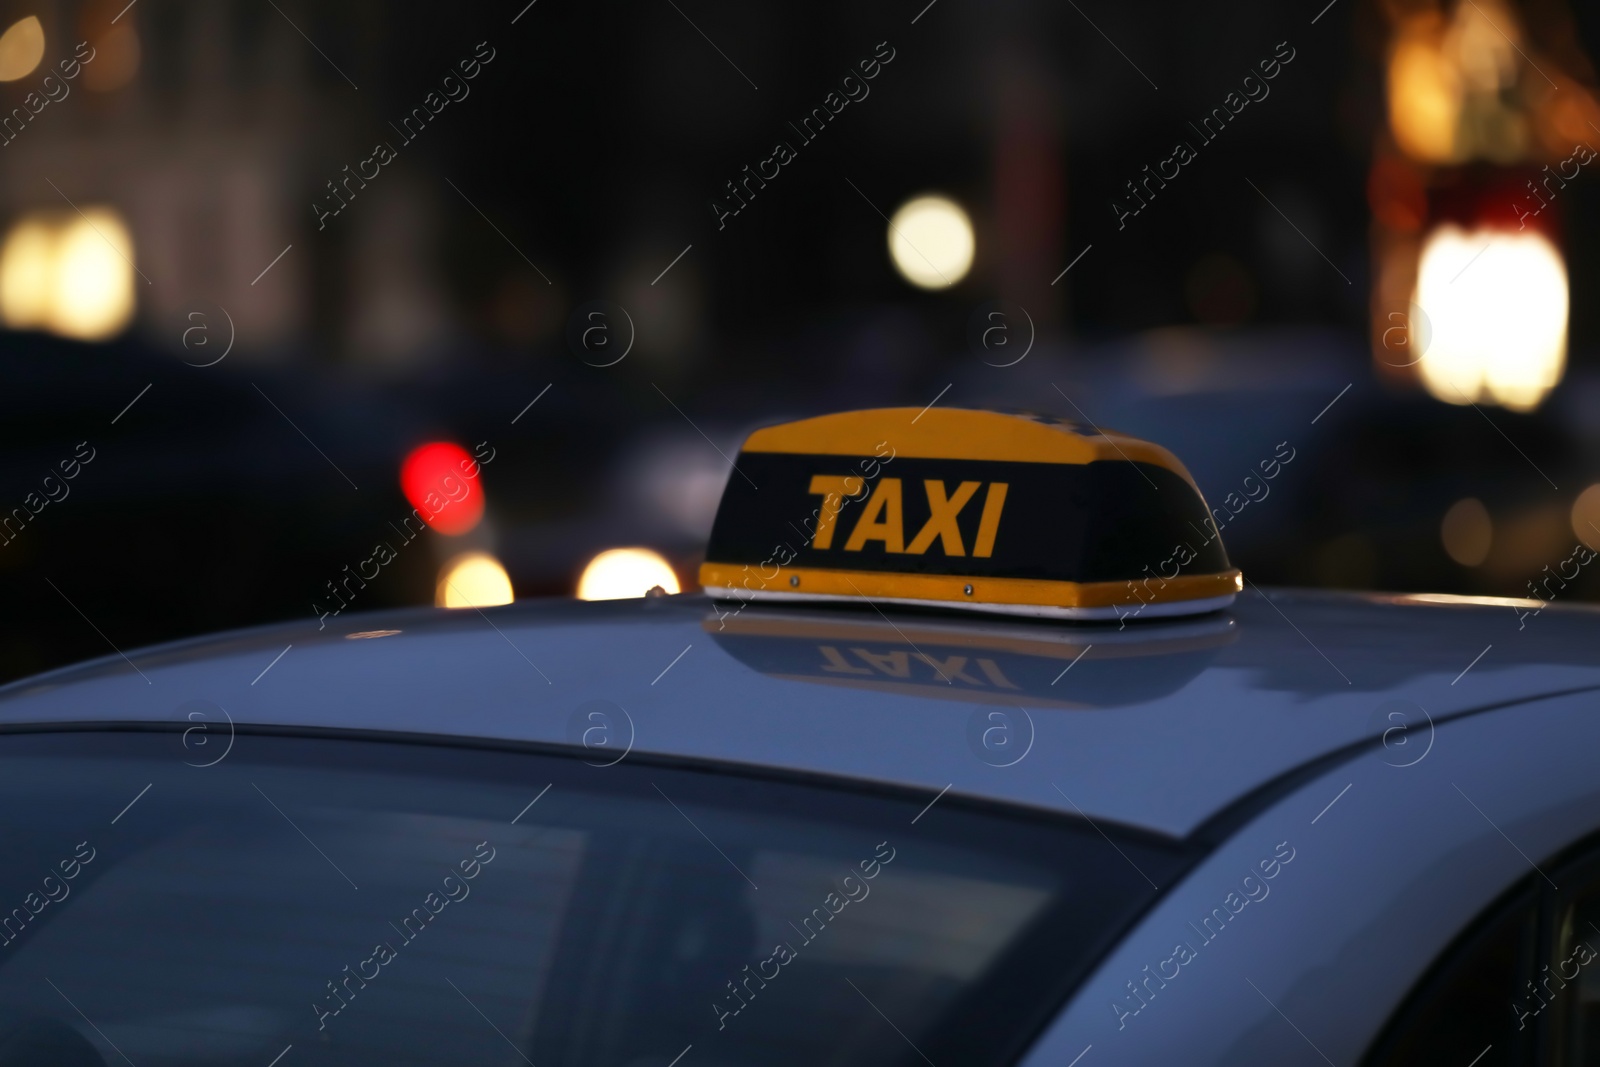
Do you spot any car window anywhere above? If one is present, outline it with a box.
[1363,887,1537,1067]
[0,730,1192,1067]
[1550,889,1600,1064]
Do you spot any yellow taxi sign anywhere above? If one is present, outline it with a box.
[698,407,1242,621]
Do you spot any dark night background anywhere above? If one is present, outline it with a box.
[2,0,1598,682]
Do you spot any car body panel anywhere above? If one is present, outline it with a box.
[1018,686,1600,1064]
[0,589,1595,839]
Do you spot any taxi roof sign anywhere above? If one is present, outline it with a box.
[698,407,1242,621]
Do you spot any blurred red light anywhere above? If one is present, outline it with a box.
[400,442,484,536]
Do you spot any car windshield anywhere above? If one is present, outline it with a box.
[0,730,1190,1067]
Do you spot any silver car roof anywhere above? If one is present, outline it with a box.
[0,588,1595,838]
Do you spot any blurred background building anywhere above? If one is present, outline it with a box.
[2,0,1599,682]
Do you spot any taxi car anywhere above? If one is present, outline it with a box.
[0,408,1595,1067]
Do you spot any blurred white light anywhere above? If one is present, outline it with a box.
[55,211,137,340]
[0,218,56,328]
[577,547,680,601]
[0,16,44,82]
[1415,225,1567,411]
[436,552,514,609]
[0,208,137,341]
[887,195,974,290]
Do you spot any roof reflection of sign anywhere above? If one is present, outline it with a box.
[705,608,1236,708]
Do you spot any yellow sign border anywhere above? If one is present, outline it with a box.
[741,407,1197,487]
[699,562,1242,610]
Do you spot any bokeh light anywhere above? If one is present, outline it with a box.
[0,217,56,328]
[1441,497,1492,566]
[0,209,137,340]
[577,547,680,601]
[1414,225,1567,411]
[1385,1,1539,166]
[887,195,974,290]
[436,552,514,608]
[400,442,484,535]
[1388,29,1460,163]
[56,212,138,339]
[0,16,45,82]
[1572,485,1600,551]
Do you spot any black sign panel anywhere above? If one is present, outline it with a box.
[706,452,1230,584]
